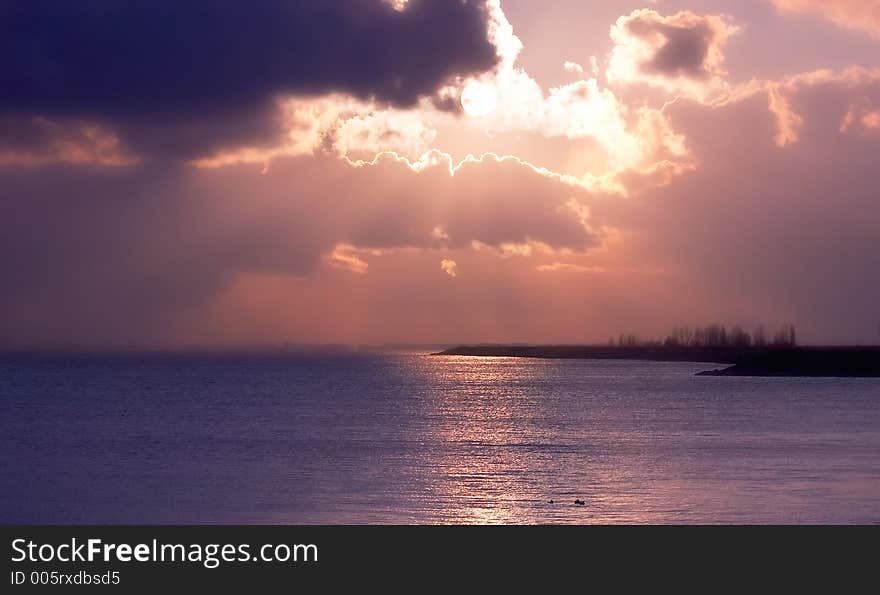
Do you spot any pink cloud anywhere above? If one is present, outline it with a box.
[599,67,880,343]
[607,9,739,99]
[771,0,880,38]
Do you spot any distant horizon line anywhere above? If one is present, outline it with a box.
[2,341,880,353]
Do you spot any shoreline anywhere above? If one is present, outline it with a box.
[435,345,880,377]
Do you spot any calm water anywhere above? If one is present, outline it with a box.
[1,352,878,524]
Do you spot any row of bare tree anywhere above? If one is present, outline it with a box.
[612,324,797,349]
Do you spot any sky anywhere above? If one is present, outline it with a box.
[2,0,880,346]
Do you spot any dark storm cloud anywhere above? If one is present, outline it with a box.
[0,0,498,159]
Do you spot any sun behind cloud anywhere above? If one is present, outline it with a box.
[461,81,498,117]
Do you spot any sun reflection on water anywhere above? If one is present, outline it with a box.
[402,355,659,524]
[384,354,880,524]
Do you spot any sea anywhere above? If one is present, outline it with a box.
[1,351,878,524]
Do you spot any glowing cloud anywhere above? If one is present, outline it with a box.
[327,246,370,274]
[767,86,804,146]
[840,102,880,132]
[564,61,585,75]
[441,259,459,278]
[196,1,694,191]
[445,2,693,177]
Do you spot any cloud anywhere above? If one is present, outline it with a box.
[440,259,459,277]
[4,2,879,347]
[863,111,880,128]
[771,0,880,38]
[3,67,879,345]
[596,67,880,343]
[720,66,880,146]
[839,97,880,133]
[766,85,804,146]
[333,110,439,161]
[327,246,370,275]
[0,151,602,344]
[184,2,693,190]
[564,61,585,75]
[536,262,664,275]
[0,116,136,167]
[607,9,739,99]
[537,263,610,273]
[0,0,498,161]
[446,5,689,175]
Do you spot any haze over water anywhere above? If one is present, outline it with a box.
[2,351,878,524]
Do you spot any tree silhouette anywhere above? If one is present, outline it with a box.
[657,322,796,350]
